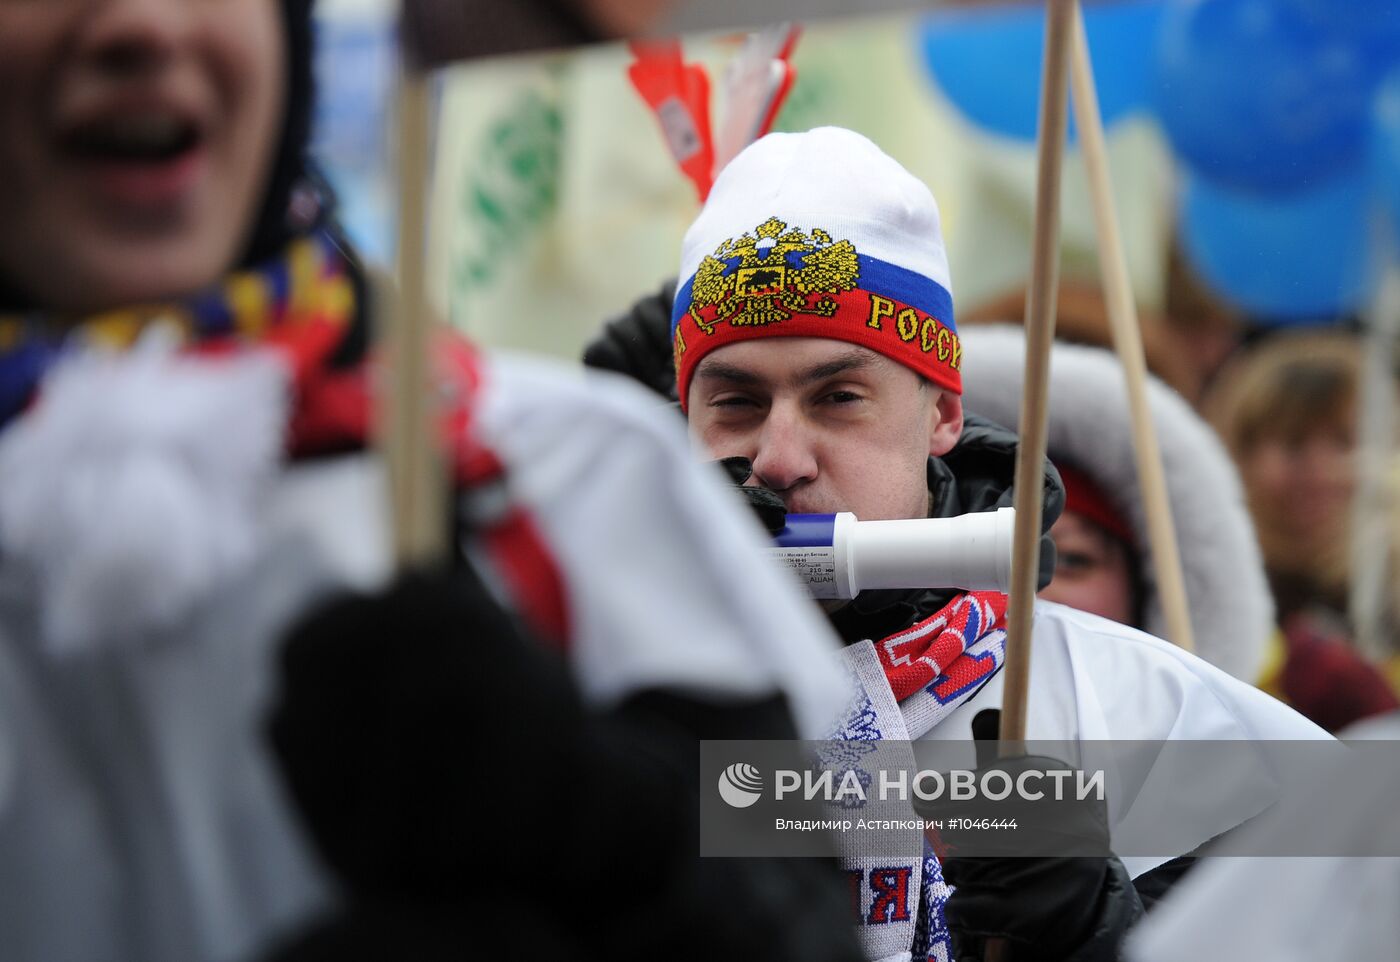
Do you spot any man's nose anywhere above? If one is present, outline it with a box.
[750,404,818,492]
[77,0,193,78]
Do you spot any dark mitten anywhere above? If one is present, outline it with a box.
[937,849,1136,962]
[583,277,679,400]
[913,710,1142,962]
[717,456,788,535]
[267,569,862,962]
[268,568,593,900]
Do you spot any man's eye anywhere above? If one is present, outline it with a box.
[823,390,862,404]
[710,396,757,408]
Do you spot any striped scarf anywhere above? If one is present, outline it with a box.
[0,231,356,439]
[829,589,1007,962]
[0,234,569,645]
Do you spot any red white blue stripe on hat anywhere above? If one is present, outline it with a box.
[671,242,960,408]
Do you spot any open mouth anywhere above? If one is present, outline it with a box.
[55,109,210,211]
[60,113,204,165]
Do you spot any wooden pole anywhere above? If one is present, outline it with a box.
[985,14,1073,957]
[1068,5,1195,653]
[997,0,1075,750]
[382,59,448,569]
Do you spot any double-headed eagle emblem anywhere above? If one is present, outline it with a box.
[687,216,861,333]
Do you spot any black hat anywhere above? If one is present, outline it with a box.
[240,0,319,268]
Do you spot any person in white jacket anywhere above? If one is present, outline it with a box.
[667,125,1330,962]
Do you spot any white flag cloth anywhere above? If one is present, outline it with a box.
[0,349,852,962]
[922,601,1331,878]
[479,353,853,737]
[1128,711,1400,962]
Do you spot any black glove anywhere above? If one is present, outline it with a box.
[717,456,788,535]
[267,568,595,899]
[582,277,679,400]
[912,709,1143,962]
[265,568,863,962]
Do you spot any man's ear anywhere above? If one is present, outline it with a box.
[928,391,963,457]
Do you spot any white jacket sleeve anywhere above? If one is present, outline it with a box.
[924,602,1332,877]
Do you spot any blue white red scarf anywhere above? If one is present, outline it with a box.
[828,590,1007,962]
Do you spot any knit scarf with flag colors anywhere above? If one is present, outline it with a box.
[829,589,1007,962]
[0,231,568,646]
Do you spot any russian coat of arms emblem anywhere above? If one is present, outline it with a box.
[686,216,861,333]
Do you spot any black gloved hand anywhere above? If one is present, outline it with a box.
[717,456,788,535]
[939,853,1141,962]
[913,709,1142,962]
[268,568,595,899]
[266,568,864,962]
[582,277,679,401]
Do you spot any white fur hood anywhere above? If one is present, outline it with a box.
[959,324,1271,682]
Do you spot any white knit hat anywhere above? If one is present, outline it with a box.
[670,127,961,407]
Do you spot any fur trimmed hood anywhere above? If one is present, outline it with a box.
[959,324,1271,682]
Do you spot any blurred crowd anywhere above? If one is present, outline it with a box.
[961,253,1400,733]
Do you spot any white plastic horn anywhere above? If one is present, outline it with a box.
[768,508,1015,599]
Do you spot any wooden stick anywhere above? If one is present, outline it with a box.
[998,0,1075,750]
[382,64,448,569]
[990,17,1071,956]
[1068,5,1195,653]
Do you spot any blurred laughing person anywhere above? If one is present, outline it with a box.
[0,4,864,962]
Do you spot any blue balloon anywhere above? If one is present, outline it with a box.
[1178,169,1377,324]
[1153,0,1376,194]
[1280,0,1400,58]
[919,0,1163,143]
